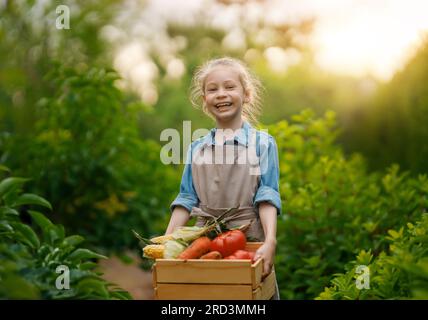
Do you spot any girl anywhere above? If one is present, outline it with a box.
[165,57,281,300]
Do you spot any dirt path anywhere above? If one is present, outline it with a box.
[98,251,155,300]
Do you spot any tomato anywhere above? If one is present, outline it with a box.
[223,250,255,260]
[223,255,236,260]
[233,250,252,259]
[211,230,246,257]
[248,251,255,261]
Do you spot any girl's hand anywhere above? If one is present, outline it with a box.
[253,239,276,278]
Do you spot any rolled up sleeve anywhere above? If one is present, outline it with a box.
[253,135,282,215]
[170,144,199,213]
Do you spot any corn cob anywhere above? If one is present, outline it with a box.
[150,234,174,244]
[142,244,164,259]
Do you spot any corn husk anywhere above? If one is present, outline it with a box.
[163,239,187,259]
[171,225,215,243]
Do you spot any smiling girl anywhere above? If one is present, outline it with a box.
[165,57,281,299]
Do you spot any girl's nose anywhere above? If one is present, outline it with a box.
[216,88,227,97]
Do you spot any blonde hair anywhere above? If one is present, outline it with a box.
[189,56,264,126]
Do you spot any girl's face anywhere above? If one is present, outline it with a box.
[202,65,249,124]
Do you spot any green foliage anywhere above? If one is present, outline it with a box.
[268,109,428,299]
[1,0,427,299]
[0,0,118,135]
[1,65,180,251]
[317,214,428,300]
[0,170,131,299]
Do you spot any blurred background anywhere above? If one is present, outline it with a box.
[1,0,428,300]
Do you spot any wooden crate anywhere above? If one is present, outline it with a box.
[152,242,276,300]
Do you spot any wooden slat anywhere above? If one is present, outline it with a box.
[251,258,263,289]
[247,242,263,288]
[245,242,263,252]
[155,259,254,285]
[151,263,157,289]
[156,283,253,300]
[260,269,276,300]
[247,242,263,289]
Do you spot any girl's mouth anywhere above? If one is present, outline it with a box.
[215,102,232,109]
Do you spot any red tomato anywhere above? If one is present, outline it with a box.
[211,230,246,257]
[248,251,255,261]
[233,250,252,259]
[223,250,255,260]
[223,255,236,260]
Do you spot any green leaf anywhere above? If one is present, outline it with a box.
[63,235,85,247]
[0,207,19,216]
[356,250,373,265]
[0,177,29,197]
[303,255,321,267]
[12,222,40,249]
[47,226,62,245]
[109,290,133,300]
[28,210,54,231]
[67,248,107,261]
[0,274,40,299]
[0,165,10,173]
[76,278,109,298]
[0,220,13,231]
[387,229,401,239]
[79,262,98,270]
[29,211,63,244]
[56,224,65,241]
[14,194,52,210]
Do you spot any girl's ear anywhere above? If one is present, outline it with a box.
[244,90,250,103]
[202,95,208,108]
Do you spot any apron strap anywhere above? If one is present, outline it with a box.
[190,205,258,223]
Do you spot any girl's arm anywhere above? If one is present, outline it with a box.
[259,202,277,244]
[165,206,190,235]
[166,142,198,235]
[253,134,281,277]
[254,202,277,278]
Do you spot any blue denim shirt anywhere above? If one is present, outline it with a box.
[170,121,282,215]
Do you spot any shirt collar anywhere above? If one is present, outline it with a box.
[201,121,252,148]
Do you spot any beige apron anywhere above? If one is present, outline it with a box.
[189,128,280,299]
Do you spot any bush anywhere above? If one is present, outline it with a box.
[0,167,131,299]
[317,213,428,300]
[268,109,428,299]
[1,65,180,252]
